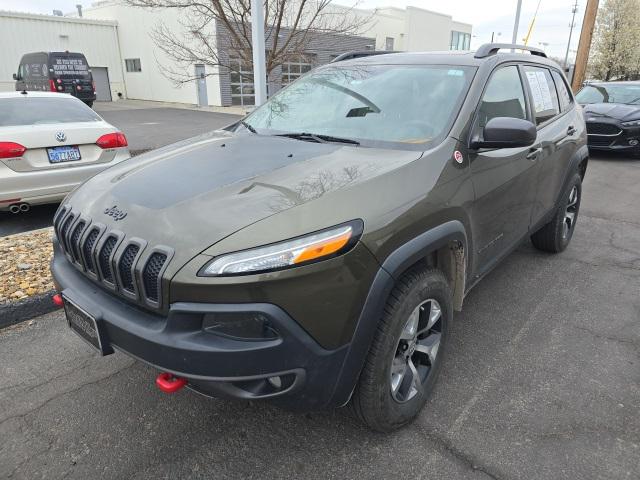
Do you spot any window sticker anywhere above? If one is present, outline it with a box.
[525,70,554,113]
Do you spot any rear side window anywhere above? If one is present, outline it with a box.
[551,70,573,112]
[476,65,527,132]
[523,66,560,125]
[0,97,101,126]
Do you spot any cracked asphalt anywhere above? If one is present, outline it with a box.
[1,153,639,479]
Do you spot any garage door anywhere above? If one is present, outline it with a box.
[91,67,112,102]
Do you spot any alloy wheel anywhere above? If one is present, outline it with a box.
[563,185,579,239]
[390,299,442,403]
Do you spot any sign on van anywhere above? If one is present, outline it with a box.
[52,58,89,76]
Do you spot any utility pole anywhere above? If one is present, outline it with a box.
[511,0,523,47]
[250,0,267,106]
[571,0,599,92]
[563,0,579,69]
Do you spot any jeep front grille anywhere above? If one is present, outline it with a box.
[83,228,100,273]
[143,252,167,303]
[55,209,173,309]
[119,244,140,293]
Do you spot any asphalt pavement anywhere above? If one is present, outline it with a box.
[0,153,638,479]
[0,102,241,237]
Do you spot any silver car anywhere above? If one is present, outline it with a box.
[0,92,130,213]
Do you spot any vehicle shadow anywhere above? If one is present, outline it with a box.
[0,203,59,237]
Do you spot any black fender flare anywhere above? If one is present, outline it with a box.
[556,144,588,205]
[327,220,468,407]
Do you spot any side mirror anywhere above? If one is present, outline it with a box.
[13,73,18,80]
[471,117,537,149]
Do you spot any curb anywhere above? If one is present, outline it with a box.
[0,289,59,330]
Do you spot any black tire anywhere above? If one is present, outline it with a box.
[350,267,452,432]
[85,101,94,108]
[531,173,582,253]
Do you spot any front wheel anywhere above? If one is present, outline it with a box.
[350,267,452,432]
[531,173,582,253]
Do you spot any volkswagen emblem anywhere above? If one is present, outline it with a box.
[55,131,67,142]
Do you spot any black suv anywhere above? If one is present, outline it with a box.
[51,43,588,431]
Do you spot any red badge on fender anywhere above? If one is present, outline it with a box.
[453,150,464,164]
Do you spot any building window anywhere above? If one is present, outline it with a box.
[450,31,471,51]
[125,58,141,72]
[385,37,395,51]
[229,58,254,106]
[282,55,313,85]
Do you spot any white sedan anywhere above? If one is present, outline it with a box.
[0,91,130,213]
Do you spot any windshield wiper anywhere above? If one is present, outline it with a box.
[275,132,360,145]
[239,120,257,134]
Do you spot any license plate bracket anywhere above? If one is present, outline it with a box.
[63,295,111,355]
[47,146,81,164]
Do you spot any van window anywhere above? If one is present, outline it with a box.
[50,55,90,78]
[0,97,101,126]
[476,65,527,133]
[523,66,560,125]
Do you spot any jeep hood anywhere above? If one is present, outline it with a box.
[64,130,421,268]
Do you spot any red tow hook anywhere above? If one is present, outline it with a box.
[156,372,187,393]
[52,294,64,307]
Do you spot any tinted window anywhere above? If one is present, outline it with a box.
[0,97,102,126]
[246,64,475,146]
[523,66,560,125]
[575,83,640,105]
[551,70,573,112]
[476,65,527,133]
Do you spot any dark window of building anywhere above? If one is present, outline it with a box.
[282,55,313,85]
[450,31,471,50]
[229,58,254,106]
[125,58,141,72]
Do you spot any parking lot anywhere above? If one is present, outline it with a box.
[0,101,241,237]
[0,153,638,479]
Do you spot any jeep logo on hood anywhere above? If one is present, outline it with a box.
[104,205,127,221]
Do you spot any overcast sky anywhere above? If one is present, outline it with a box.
[0,0,584,60]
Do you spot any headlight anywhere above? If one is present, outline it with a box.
[200,220,363,276]
[621,119,640,127]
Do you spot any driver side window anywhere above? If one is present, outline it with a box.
[475,66,527,137]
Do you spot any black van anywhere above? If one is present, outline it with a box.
[14,51,96,107]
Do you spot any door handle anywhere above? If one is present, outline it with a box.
[526,147,541,160]
[567,125,576,136]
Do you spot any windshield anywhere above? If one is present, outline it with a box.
[244,64,475,146]
[0,97,102,127]
[576,84,640,105]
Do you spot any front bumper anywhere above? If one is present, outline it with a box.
[586,121,640,152]
[51,244,356,411]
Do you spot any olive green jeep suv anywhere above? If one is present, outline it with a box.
[51,44,588,431]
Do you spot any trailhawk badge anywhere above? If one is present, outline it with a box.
[453,150,464,164]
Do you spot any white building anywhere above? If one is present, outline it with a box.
[0,4,472,107]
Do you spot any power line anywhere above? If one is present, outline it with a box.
[564,0,580,68]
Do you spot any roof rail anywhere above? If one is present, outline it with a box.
[474,43,547,59]
[331,51,398,63]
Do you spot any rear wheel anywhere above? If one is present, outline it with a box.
[531,173,582,253]
[350,267,452,432]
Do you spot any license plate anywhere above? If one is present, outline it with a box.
[63,296,105,354]
[47,146,81,163]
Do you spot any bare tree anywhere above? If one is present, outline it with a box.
[588,0,640,81]
[123,0,373,84]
